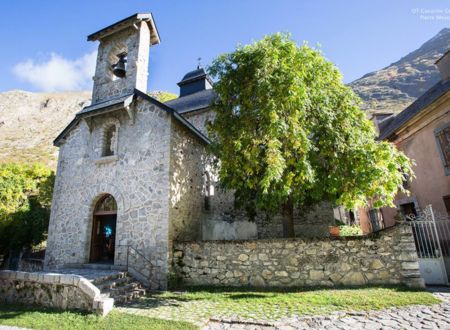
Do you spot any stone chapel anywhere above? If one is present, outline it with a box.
[44,13,334,289]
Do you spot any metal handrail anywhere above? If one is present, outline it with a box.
[116,244,154,284]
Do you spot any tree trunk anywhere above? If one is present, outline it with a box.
[282,196,295,238]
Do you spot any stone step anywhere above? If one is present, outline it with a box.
[90,271,127,286]
[102,281,143,296]
[81,263,126,271]
[80,267,148,306]
[95,276,131,291]
[101,287,146,300]
[109,289,147,304]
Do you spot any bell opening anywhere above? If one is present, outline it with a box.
[112,53,127,78]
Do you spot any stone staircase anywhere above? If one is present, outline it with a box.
[59,263,147,305]
[93,271,147,304]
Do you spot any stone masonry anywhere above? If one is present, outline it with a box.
[45,14,210,290]
[0,270,113,315]
[45,99,175,289]
[173,223,424,288]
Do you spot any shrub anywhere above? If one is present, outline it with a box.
[0,163,54,257]
[339,225,363,236]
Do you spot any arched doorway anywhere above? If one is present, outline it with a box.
[90,194,117,264]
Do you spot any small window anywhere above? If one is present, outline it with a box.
[102,125,117,157]
[435,123,450,175]
[204,172,214,211]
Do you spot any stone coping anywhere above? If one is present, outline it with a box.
[0,270,113,316]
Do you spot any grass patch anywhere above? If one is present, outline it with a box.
[0,304,197,330]
[119,286,440,323]
[0,287,440,327]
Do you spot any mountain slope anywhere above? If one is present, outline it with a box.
[0,29,449,168]
[0,90,91,167]
[0,90,176,168]
[350,28,450,114]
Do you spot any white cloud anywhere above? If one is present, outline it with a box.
[13,51,97,92]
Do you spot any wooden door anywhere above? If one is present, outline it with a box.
[90,216,103,262]
[90,194,117,264]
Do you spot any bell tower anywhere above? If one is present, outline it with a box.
[88,13,160,104]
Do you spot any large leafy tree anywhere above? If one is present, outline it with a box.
[0,163,54,257]
[208,34,413,237]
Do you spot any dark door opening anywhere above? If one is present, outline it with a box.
[90,194,117,264]
[443,195,450,213]
[400,202,417,219]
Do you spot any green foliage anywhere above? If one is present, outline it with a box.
[338,225,363,236]
[167,271,184,290]
[208,33,413,217]
[150,91,178,103]
[0,163,54,255]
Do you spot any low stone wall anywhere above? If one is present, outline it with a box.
[173,223,424,288]
[18,258,44,272]
[0,270,113,315]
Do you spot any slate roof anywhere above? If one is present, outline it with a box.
[379,78,450,140]
[77,93,135,116]
[87,13,161,45]
[165,89,216,114]
[177,67,213,86]
[54,90,210,146]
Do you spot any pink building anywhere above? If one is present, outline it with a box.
[359,51,450,233]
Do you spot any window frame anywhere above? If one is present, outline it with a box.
[95,119,120,164]
[434,122,450,176]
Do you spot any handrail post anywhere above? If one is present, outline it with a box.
[126,245,129,270]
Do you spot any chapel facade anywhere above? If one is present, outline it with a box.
[44,13,334,289]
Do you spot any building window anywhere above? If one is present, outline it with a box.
[204,172,214,211]
[368,208,383,232]
[402,173,410,189]
[435,123,450,175]
[102,125,116,157]
[98,120,120,160]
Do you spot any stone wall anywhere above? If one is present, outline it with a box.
[202,220,258,240]
[182,108,215,137]
[0,270,113,315]
[255,202,336,238]
[168,120,209,242]
[173,223,424,288]
[45,99,173,289]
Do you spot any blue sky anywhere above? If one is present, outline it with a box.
[1,1,449,94]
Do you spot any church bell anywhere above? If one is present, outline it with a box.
[112,53,127,78]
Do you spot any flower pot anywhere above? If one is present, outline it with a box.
[329,226,340,237]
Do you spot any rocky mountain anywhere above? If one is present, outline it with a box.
[0,90,175,168]
[0,29,449,168]
[0,90,91,167]
[350,28,450,114]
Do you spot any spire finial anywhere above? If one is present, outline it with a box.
[197,57,202,69]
